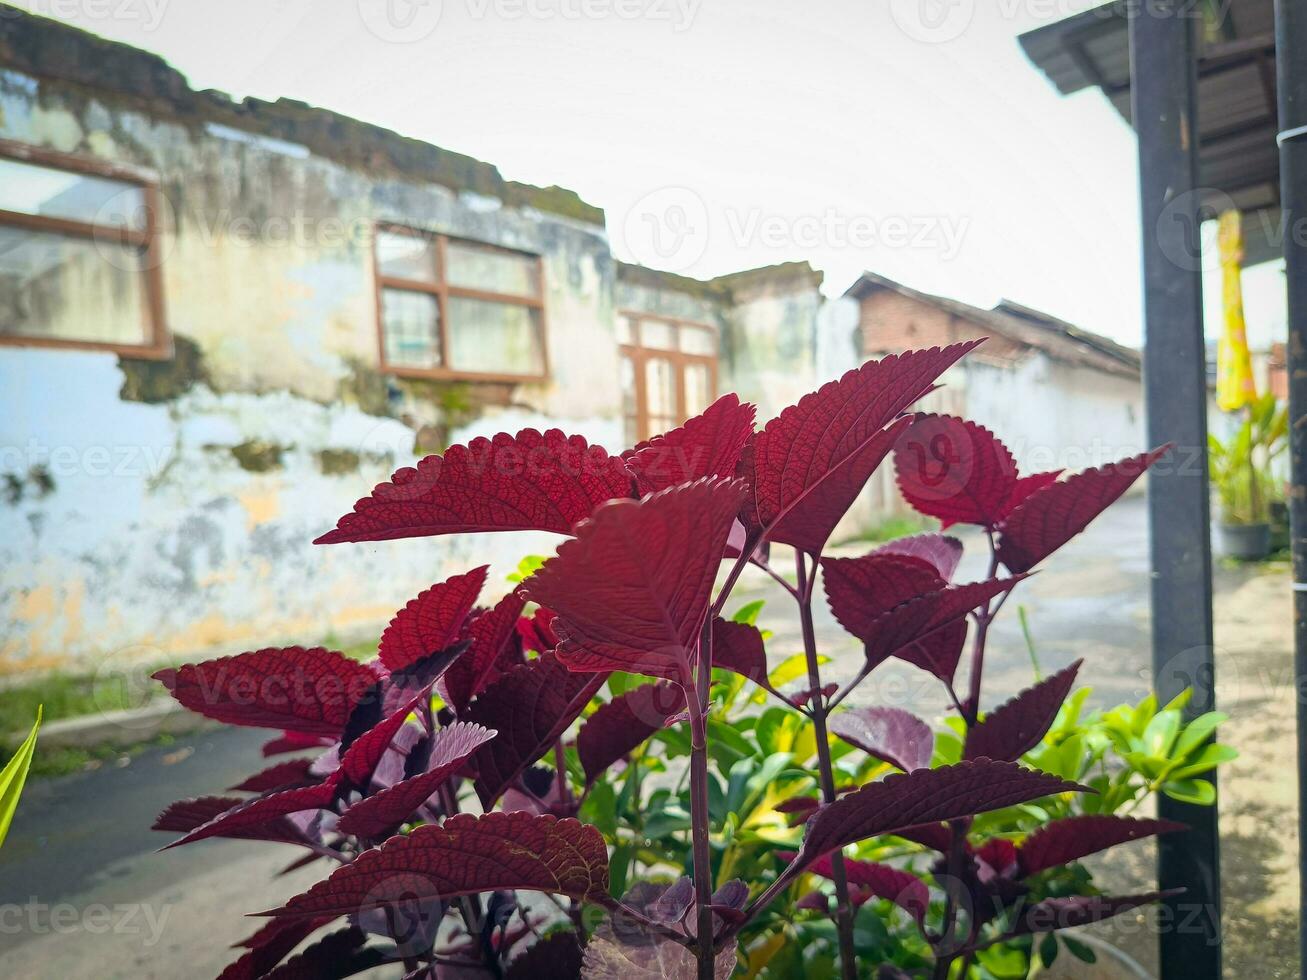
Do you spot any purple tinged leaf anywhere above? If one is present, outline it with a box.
[442,591,528,713]
[218,918,325,980]
[378,567,487,672]
[997,892,1180,941]
[807,855,929,926]
[504,931,585,979]
[710,617,769,684]
[872,533,964,581]
[798,760,1085,865]
[521,479,747,682]
[336,723,497,839]
[229,759,316,793]
[1017,816,1186,877]
[893,414,1020,529]
[828,706,934,772]
[259,925,384,979]
[964,660,1082,762]
[265,812,610,919]
[161,776,342,849]
[623,393,756,494]
[577,682,686,785]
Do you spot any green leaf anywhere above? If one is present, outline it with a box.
[1168,744,1238,781]
[580,777,618,836]
[1174,711,1228,759]
[0,706,41,849]
[1038,932,1059,968]
[731,600,765,625]
[1142,709,1182,756]
[1162,778,1216,805]
[507,554,548,583]
[1063,936,1097,964]
[769,652,827,689]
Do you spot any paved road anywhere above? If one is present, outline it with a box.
[3,494,1280,977]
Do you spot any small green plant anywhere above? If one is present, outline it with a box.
[1209,392,1286,525]
[0,706,41,849]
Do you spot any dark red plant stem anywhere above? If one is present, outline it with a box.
[553,741,573,808]
[437,782,489,951]
[685,681,716,980]
[963,532,1002,725]
[794,550,858,980]
[932,819,970,979]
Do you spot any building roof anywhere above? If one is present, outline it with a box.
[844,271,1141,379]
[0,5,604,225]
[1018,0,1281,266]
[615,260,823,303]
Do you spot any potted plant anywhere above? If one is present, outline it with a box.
[1209,392,1287,560]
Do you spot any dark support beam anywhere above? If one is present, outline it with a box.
[1274,1,1307,974]
[1129,4,1223,978]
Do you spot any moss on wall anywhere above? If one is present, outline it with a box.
[316,449,361,475]
[118,336,208,403]
[229,440,287,472]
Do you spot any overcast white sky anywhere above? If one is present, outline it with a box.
[23,0,1288,348]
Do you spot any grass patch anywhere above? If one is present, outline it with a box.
[835,513,937,547]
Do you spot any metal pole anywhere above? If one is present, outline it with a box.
[1129,3,1222,976]
[1274,1,1307,973]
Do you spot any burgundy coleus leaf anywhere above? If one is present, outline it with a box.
[462,653,607,807]
[577,682,686,785]
[265,812,610,919]
[996,446,1171,573]
[1017,816,1186,877]
[808,854,929,926]
[504,931,585,980]
[336,685,442,791]
[260,925,385,980]
[153,796,248,834]
[518,607,560,654]
[777,795,821,827]
[442,591,528,713]
[742,341,981,554]
[873,532,964,581]
[378,566,487,672]
[711,617,768,684]
[996,892,1179,942]
[894,823,953,853]
[154,647,381,737]
[161,776,342,849]
[859,577,1025,678]
[521,478,747,682]
[999,469,1063,521]
[797,760,1084,865]
[964,659,1082,762]
[218,918,325,980]
[315,428,635,544]
[894,414,1019,528]
[230,759,317,793]
[336,723,497,839]
[263,731,333,757]
[624,393,757,494]
[828,706,934,772]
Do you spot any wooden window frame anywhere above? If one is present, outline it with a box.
[0,138,170,360]
[373,223,550,384]
[618,310,719,443]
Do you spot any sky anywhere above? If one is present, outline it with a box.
[19,0,1288,349]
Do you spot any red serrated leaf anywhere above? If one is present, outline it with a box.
[463,653,607,807]
[336,722,497,838]
[828,706,934,772]
[153,796,248,834]
[521,479,747,682]
[154,647,381,737]
[230,759,317,793]
[743,342,981,553]
[797,760,1084,865]
[894,415,1019,528]
[999,469,1062,521]
[624,394,757,494]
[162,776,341,849]
[1017,816,1185,877]
[577,682,686,785]
[505,931,585,980]
[262,732,333,757]
[219,918,324,980]
[873,533,964,580]
[998,892,1178,941]
[808,855,929,926]
[996,447,1170,572]
[894,823,954,853]
[260,926,383,980]
[848,576,1025,679]
[266,812,610,919]
[711,618,768,684]
[337,686,438,790]
[315,429,634,544]
[442,591,528,713]
[821,552,947,631]
[964,660,1082,762]
[378,567,487,672]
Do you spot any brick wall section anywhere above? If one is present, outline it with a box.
[857,290,1026,365]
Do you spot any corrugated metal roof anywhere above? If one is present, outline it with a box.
[1018,1,1281,265]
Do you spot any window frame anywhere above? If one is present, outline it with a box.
[0,138,170,359]
[372,223,550,384]
[618,310,719,443]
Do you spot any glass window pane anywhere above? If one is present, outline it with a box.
[376,230,438,283]
[381,288,441,368]
[646,356,676,419]
[620,355,636,415]
[0,158,146,231]
[446,241,540,296]
[447,297,544,375]
[641,320,676,350]
[680,326,715,355]
[684,363,712,417]
[0,227,148,345]
[616,314,635,345]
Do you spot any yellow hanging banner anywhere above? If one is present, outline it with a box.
[1216,209,1257,412]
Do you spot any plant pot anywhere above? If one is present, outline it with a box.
[1218,522,1271,560]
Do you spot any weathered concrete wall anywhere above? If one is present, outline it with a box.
[0,58,620,676]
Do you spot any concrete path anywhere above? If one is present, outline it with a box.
[0,495,1296,977]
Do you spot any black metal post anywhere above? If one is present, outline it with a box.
[1274,1,1307,974]
[1129,3,1222,976]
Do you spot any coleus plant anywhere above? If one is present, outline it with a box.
[152,342,1182,980]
